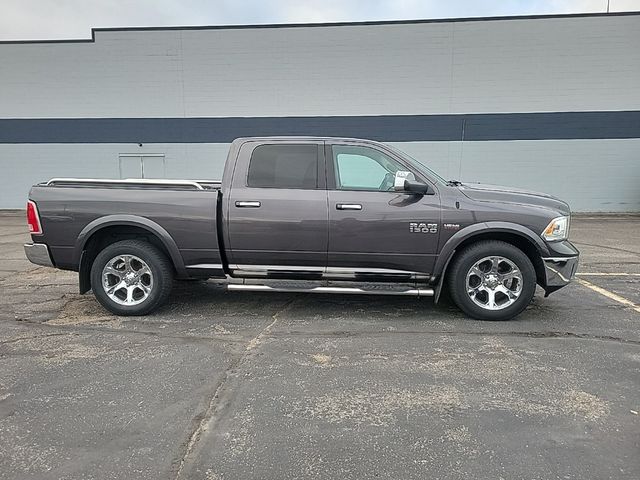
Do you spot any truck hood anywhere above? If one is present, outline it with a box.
[458,182,570,215]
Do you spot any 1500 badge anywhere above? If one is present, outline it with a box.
[409,222,438,234]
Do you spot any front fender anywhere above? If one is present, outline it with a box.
[433,221,549,279]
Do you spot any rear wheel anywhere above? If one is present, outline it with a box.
[90,239,173,316]
[447,240,536,321]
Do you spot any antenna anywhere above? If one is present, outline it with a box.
[607,0,610,13]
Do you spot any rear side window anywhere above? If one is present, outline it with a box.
[247,144,319,189]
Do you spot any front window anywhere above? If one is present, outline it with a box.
[332,145,406,191]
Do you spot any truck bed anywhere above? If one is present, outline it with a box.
[29,178,225,278]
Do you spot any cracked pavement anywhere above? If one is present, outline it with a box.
[0,212,639,479]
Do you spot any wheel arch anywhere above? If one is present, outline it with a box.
[76,215,186,294]
[433,222,548,302]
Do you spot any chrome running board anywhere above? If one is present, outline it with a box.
[227,284,434,297]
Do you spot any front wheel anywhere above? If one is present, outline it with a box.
[90,239,173,316]
[447,240,536,321]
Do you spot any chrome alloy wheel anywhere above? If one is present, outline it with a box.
[465,256,523,311]
[101,254,153,306]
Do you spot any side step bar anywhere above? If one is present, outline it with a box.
[227,284,434,297]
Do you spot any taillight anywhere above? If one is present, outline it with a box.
[26,200,43,235]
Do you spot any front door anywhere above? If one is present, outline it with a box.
[327,143,441,278]
[227,141,328,276]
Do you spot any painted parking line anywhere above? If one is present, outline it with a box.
[577,273,640,276]
[576,278,640,314]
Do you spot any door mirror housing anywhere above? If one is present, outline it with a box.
[394,171,433,195]
[393,171,415,190]
[404,180,433,195]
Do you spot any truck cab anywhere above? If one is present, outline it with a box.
[224,137,441,280]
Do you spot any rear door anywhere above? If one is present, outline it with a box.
[226,141,328,276]
[326,142,441,278]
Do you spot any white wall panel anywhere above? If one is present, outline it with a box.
[0,143,229,208]
[1,140,638,211]
[390,139,640,212]
[1,15,638,118]
[0,14,638,210]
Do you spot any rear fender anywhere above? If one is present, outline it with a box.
[76,215,187,294]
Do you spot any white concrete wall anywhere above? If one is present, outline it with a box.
[0,143,229,208]
[2,139,637,212]
[0,14,639,211]
[1,15,639,118]
[392,139,640,212]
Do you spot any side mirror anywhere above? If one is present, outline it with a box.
[404,180,433,195]
[393,171,415,191]
[394,171,433,195]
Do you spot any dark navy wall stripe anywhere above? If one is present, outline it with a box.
[1,111,639,144]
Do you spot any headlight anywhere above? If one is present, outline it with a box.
[541,216,569,241]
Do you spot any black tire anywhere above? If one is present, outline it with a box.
[90,239,173,316]
[447,240,536,321]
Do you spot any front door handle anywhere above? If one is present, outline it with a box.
[336,203,362,211]
[235,201,261,208]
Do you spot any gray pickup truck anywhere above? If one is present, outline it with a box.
[24,136,578,321]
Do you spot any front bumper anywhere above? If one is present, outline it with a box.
[24,243,54,267]
[542,255,579,295]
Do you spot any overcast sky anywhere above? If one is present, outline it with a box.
[2,0,639,40]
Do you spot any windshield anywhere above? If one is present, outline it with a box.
[385,144,448,185]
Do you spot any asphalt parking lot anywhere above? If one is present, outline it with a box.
[0,212,638,480]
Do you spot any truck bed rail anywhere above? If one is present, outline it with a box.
[44,178,221,190]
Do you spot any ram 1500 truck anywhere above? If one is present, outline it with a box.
[24,136,579,320]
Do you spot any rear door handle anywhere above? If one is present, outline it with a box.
[336,203,362,211]
[235,201,261,208]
